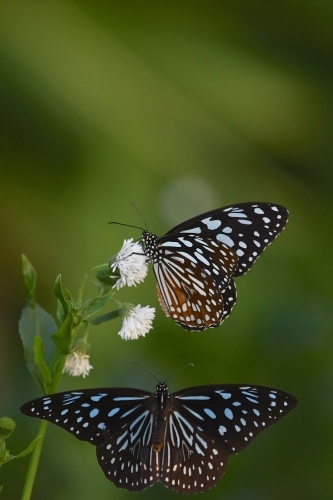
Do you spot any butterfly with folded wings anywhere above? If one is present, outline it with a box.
[141,202,288,331]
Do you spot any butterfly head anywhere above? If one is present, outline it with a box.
[154,382,170,407]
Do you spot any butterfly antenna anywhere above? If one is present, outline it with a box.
[128,361,160,383]
[108,221,145,232]
[165,363,194,383]
[130,202,148,230]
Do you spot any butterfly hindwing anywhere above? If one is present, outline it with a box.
[96,405,159,491]
[160,415,229,493]
[152,234,238,330]
[219,279,237,321]
[156,274,237,330]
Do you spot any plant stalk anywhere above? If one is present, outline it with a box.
[21,419,48,500]
[77,263,109,304]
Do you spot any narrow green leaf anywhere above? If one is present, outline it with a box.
[33,336,51,390]
[54,275,70,322]
[4,437,42,463]
[21,255,37,306]
[82,295,113,320]
[89,309,121,325]
[14,436,42,459]
[51,311,73,355]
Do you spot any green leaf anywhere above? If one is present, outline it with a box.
[89,309,121,325]
[21,255,37,306]
[33,336,51,390]
[51,311,73,355]
[19,303,57,391]
[54,275,70,322]
[2,437,42,465]
[14,436,41,459]
[82,295,113,320]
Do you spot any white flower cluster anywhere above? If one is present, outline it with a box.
[118,305,155,340]
[110,238,148,289]
[109,239,155,340]
[63,352,93,378]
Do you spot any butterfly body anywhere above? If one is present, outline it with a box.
[142,202,288,330]
[21,382,297,494]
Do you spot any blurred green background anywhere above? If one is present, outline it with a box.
[1,1,332,499]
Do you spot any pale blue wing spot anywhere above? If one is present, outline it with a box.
[224,408,233,420]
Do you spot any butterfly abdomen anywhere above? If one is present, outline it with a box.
[151,382,171,451]
[152,416,166,452]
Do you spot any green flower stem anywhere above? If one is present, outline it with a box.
[22,334,74,499]
[77,263,109,304]
[21,419,48,500]
[81,321,89,343]
[21,261,110,499]
[49,355,68,394]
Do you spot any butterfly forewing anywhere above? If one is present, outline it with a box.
[143,202,288,330]
[174,384,298,455]
[168,202,289,277]
[21,382,297,494]
[20,388,152,445]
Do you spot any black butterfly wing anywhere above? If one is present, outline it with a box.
[173,384,297,454]
[153,235,238,330]
[166,202,289,277]
[159,384,297,493]
[96,402,161,491]
[21,383,297,494]
[21,388,161,491]
[160,412,229,493]
[219,280,237,322]
[20,388,152,446]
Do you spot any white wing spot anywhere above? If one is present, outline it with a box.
[201,217,222,230]
[218,425,227,436]
[216,234,234,246]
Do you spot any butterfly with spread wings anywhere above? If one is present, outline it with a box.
[141,202,288,331]
[21,381,297,493]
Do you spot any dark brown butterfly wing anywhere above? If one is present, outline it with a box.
[153,236,238,330]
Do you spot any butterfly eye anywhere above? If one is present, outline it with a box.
[143,202,288,331]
